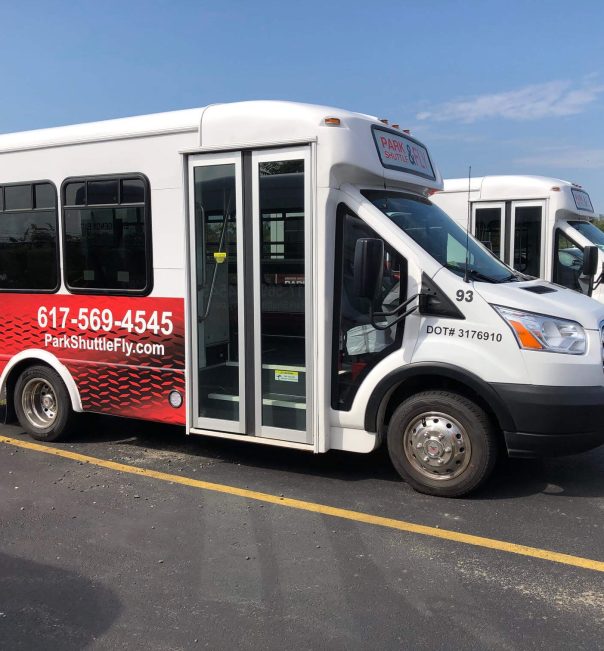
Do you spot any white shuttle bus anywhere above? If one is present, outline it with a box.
[431,175,604,301]
[1,104,604,497]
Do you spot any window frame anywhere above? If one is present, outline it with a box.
[0,179,60,294]
[331,202,407,412]
[60,173,153,296]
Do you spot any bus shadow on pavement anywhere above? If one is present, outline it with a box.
[473,451,604,500]
[0,553,120,651]
[61,415,404,484]
[6,415,604,500]
[94,416,604,500]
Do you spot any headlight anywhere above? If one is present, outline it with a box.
[492,306,586,354]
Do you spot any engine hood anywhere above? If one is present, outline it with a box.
[473,279,604,330]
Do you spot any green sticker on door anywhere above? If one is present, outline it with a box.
[275,370,299,383]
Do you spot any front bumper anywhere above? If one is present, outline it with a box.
[491,383,604,458]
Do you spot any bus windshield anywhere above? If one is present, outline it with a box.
[568,220,604,251]
[361,190,517,283]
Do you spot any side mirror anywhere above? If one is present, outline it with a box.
[353,238,384,301]
[582,245,599,277]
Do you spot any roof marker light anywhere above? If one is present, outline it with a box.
[379,118,389,125]
[324,117,341,126]
[551,186,561,191]
[392,124,400,129]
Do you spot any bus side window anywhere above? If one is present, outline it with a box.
[553,229,583,291]
[0,182,59,292]
[332,204,406,411]
[62,175,152,295]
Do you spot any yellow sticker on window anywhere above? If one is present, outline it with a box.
[214,251,227,264]
[275,370,299,383]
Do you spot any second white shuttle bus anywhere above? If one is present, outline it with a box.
[431,175,604,301]
[1,106,604,497]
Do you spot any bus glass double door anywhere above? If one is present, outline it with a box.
[188,148,313,444]
[472,201,545,277]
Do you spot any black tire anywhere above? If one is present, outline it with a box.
[387,390,498,497]
[14,365,74,442]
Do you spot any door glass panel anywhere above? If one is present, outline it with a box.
[553,230,583,291]
[259,159,305,430]
[475,207,502,257]
[514,206,542,276]
[194,164,239,421]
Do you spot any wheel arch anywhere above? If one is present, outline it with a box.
[364,363,515,437]
[0,350,83,418]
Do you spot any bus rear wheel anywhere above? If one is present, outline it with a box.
[387,390,498,497]
[14,365,74,442]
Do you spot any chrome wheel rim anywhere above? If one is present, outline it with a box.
[21,378,58,429]
[403,411,471,481]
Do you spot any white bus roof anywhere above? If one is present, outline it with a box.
[0,101,377,153]
[441,175,581,200]
[0,101,442,191]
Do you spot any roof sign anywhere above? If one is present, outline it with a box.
[571,188,594,213]
[372,126,435,181]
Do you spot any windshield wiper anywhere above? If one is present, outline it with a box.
[467,268,505,283]
[445,263,500,283]
[495,272,522,283]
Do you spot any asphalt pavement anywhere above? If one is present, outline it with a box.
[1,416,603,650]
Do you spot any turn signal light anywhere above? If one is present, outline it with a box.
[509,320,544,350]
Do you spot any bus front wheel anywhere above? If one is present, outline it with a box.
[387,390,498,497]
[14,365,74,442]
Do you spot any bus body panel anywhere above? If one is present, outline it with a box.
[0,126,196,426]
[0,294,186,424]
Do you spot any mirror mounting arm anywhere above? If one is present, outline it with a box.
[369,292,420,330]
[593,262,604,291]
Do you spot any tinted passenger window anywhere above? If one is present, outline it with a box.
[332,204,405,410]
[63,175,151,293]
[5,184,32,211]
[121,179,145,204]
[65,182,85,205]
[87,179,118,205]
[553,230,583,291]
[0,182,59,291]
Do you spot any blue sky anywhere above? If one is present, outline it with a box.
[2,0,604,211]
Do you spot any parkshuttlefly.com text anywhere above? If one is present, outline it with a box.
[44,334,165,357]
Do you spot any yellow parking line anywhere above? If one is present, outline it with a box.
[2,434,603,573]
